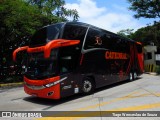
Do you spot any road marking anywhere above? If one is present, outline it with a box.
[155,93,160,97]
[109,102,160,111]
[36,102,160,120]
[36,90,154,120]
[36,89,160,120]
[76,90,148,111]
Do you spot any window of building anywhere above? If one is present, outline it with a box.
[147,52,152,60]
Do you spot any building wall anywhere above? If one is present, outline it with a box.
[144,45,157,72]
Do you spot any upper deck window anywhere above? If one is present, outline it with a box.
[29,23,63,47]
[62,24,87,43]
[136,44,142,53]
[84,27,130,53]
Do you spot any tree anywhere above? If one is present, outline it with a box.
[27,0,79,22]
[128,0,160,18]
[0,0,44,51]
[0,0,79,52]
[130,22,160,47]
[117,29,134,38]
[0,0,79,75]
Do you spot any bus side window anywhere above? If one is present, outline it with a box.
[104,33,116,50]
[116,38,127,52]
[59,46,78,74]
[60,56,71,73]
[62,25,87,41]
[109,35,129,53]
[137,44,142,53]
[84,28,108,49]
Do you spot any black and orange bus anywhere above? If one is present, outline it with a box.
[13,22,144,99]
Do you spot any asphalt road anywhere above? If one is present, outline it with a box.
[0,74,160,120]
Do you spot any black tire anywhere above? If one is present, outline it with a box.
[82,77,95,94]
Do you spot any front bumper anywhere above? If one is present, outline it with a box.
[24,76,60,99]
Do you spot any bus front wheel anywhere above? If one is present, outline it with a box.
[82,78,95,94]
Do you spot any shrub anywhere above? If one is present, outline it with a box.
[155,65,160,74]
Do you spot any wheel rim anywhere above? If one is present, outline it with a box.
[134,72,137,79]
[130,73,133,80]
[83,80,92,93]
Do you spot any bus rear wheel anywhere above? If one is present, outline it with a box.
[82,78,95,94]
[129,72,137,81]
[133,72,137,80]
[129,72,134,81]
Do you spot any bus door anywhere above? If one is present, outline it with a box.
[58,46,80,97]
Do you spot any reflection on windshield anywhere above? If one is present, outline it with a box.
[25,49,58,80]
[29,23,63,47]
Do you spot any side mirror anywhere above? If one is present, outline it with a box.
[13,46,28,62]
[44,39,80,58]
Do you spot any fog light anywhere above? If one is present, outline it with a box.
[47,91,54,96]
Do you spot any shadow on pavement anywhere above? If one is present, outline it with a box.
[23,76,142,108]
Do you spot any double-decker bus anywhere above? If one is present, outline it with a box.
[13,22,144,99]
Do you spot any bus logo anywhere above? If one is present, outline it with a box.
[95,36,102,45]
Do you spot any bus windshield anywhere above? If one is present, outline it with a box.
[29,23,63,47]
[25,49,58,80]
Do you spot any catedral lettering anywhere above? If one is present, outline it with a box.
[13,22,144,99]
[105,51,127,59]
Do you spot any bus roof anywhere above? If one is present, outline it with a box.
[65,22,135,43]
[42,21,136,43]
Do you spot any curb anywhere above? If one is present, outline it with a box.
[145,72,158,76]
[0,82,24,88]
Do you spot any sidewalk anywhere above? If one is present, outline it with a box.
[0,82,23,88]
[145,72,158,75]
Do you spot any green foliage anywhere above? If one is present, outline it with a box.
[27,0,79,22]
[0,0,79,52]
[0,0,45,49]
[155,65,160,74]
[130,21,160,47]
[117,29,134,38]
[128,0,160,18]
[0,0,79,82]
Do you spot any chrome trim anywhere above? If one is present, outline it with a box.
[25,83,45,90]
[25,77,68,89]
[81,26,90,53]
[82,48,108,54]
[45,77,68,88]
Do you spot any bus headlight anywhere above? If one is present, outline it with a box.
[45,77,67,88]
[45,83,55,88]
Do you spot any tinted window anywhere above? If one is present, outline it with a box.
[25,49,58,79]
[104,32,130,53]
[59,46,79,74]
[30,28,47,47]
[62,25,87,42]
[137,44,142,53]
[84,27,130,53]
[84,28,109,49]
[30,23,63,47]
[147,52,152,60]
